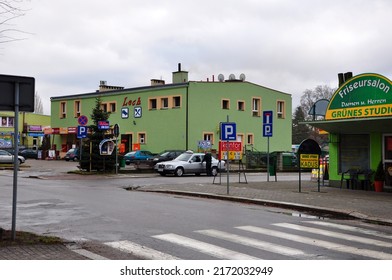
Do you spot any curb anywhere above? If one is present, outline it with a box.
[138,189,392,226]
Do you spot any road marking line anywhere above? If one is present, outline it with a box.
[275,223,392,248]
[305,221,392,240]
[237,225,392,260]
[105,240,180,260]
[196,229,310,258]
[72,249,109,260]
[153,233,259,260]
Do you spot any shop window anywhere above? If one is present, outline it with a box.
[138,132,146,144]
[237,100,245,111]
[60,101,67,118]
[222,99,230,110]
[173,96,181,108]
[339,134,370,173]
[252,98,261,117]
[277,101,285,119]
[149,98,157,110]
[161,97,169,109]
[74,100,81,117]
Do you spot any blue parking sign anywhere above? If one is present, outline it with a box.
[77,126,87,139]
[220,122,237,141]
[263,111,273,137]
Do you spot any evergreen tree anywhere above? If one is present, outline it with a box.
[292,106,311,145]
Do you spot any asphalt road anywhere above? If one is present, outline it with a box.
[1,159,392,260]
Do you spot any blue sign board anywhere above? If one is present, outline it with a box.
[77,126,87,139]
[98,120,110,130]
[263,110,273,137]
[220,122,237,141]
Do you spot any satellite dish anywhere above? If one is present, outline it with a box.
[239,73,246,81]
[229,74,236,80]
[218,74,225,82]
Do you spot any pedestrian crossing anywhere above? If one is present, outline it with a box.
[104,221,392,260]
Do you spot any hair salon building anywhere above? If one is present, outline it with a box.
[50,65,292,158]
[307,73,392,190]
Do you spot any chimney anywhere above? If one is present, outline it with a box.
[338,72,353,87]
[172,63,188,84]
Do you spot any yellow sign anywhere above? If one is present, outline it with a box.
[300,154,319,169]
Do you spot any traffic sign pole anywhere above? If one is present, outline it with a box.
[226,116,230,194]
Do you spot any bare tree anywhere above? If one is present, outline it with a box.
[34,92,43,114]
[0,0,28,44]
[300,85,336,120]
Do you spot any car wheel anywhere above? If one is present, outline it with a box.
[175,167,184,177]
[73,157,78,161]
[211,167,218,176]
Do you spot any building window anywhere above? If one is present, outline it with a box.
[222,99,230,110]
[138,132,146,144]
[237,100,245,111]
[109,102,116,113]
[173,96,181,108]
[74,100,81,117]
[0,116,14,127]
[252,98,261,117]
[149,98,157,110]
[277,101,285,119]
[161,97,169,109]
[60,101,67,118]
[203,132,214,145]
[246,133,254,145]
[100,103,108,112]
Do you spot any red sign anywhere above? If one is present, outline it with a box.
[219,141,242,152]
[78,115,88,126]
[67,127,77,134]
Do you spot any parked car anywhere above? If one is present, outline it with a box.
[155,151,225,177]
[152,150,185,164]
[124,150,154,165]
[19,149,38,159]
[64,148,79,161]
[0,149,25,164]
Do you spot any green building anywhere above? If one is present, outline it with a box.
[50,65,292,158]
[307,73,392,191]
[0,111,50,149]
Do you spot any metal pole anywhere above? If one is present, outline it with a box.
[12,82,20,240]
[267,136,270,182]
[115,136,118,175]
[226,115,230,195]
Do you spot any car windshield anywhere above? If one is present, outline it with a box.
[175,153,193,161]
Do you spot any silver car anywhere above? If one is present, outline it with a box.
[155,151,225,177]
[0,149,25,164]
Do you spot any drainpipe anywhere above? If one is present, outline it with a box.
[186,84,189,150]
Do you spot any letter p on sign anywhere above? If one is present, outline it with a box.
[220,122,237,141]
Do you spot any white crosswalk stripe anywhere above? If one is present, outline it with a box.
[105,240,180,260]
[196,229,312,258]
[238,225,392,260]
[153,233,259,260]
[274,223,392,248]
[104,222,392,260]
[305,221,392,240]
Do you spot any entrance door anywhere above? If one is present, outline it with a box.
[383,134,392,186]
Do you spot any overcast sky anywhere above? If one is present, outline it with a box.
[2,0,392,115]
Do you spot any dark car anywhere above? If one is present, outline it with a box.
[64,148,79,161]
[19,149,38,159]
[152,150,185,164]
[124,150,154,165]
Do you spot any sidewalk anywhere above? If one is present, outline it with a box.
[2,167,392,259]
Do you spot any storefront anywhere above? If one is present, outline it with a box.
[306,73,392,190]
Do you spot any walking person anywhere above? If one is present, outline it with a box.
[202,151,212,176]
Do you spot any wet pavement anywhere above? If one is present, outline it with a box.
[1,159,392,259]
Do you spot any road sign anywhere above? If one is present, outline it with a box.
[78,115,88,126]
[113,124,120,137]
[263,110,273,137]
[220,122,237,141]
[77,126,87,139]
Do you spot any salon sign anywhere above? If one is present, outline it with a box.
[326,73,392,120]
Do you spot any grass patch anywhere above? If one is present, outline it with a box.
[0,228,62,247]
